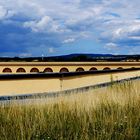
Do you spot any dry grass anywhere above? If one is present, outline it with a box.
[0,80,140,140]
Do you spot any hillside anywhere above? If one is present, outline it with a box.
[0,54,140,62]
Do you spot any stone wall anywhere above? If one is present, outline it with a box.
[0,68,140,96]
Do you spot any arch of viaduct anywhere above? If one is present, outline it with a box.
[0,62,140,74]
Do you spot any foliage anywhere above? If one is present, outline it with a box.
[0,81,140,140]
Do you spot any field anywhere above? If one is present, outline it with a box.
[0,80,140,140]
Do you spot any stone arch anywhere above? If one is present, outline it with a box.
[30,68,39,73]
[60,67,69,73]
[44,68,53,73]
[3,68,12,73]
[117,67,123,70]
[76,67,85,72]
[89,67,97,71]
[16,68,26,73]
[131,67,135,69]
[103,67,111,70]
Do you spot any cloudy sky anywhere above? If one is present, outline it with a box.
[0,0,140,57]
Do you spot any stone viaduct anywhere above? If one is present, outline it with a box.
[0,62,140,97]
[0,62,140,74]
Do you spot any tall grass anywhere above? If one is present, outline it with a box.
[0,81,140,140]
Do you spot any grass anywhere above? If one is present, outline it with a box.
[0,80,140,140]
